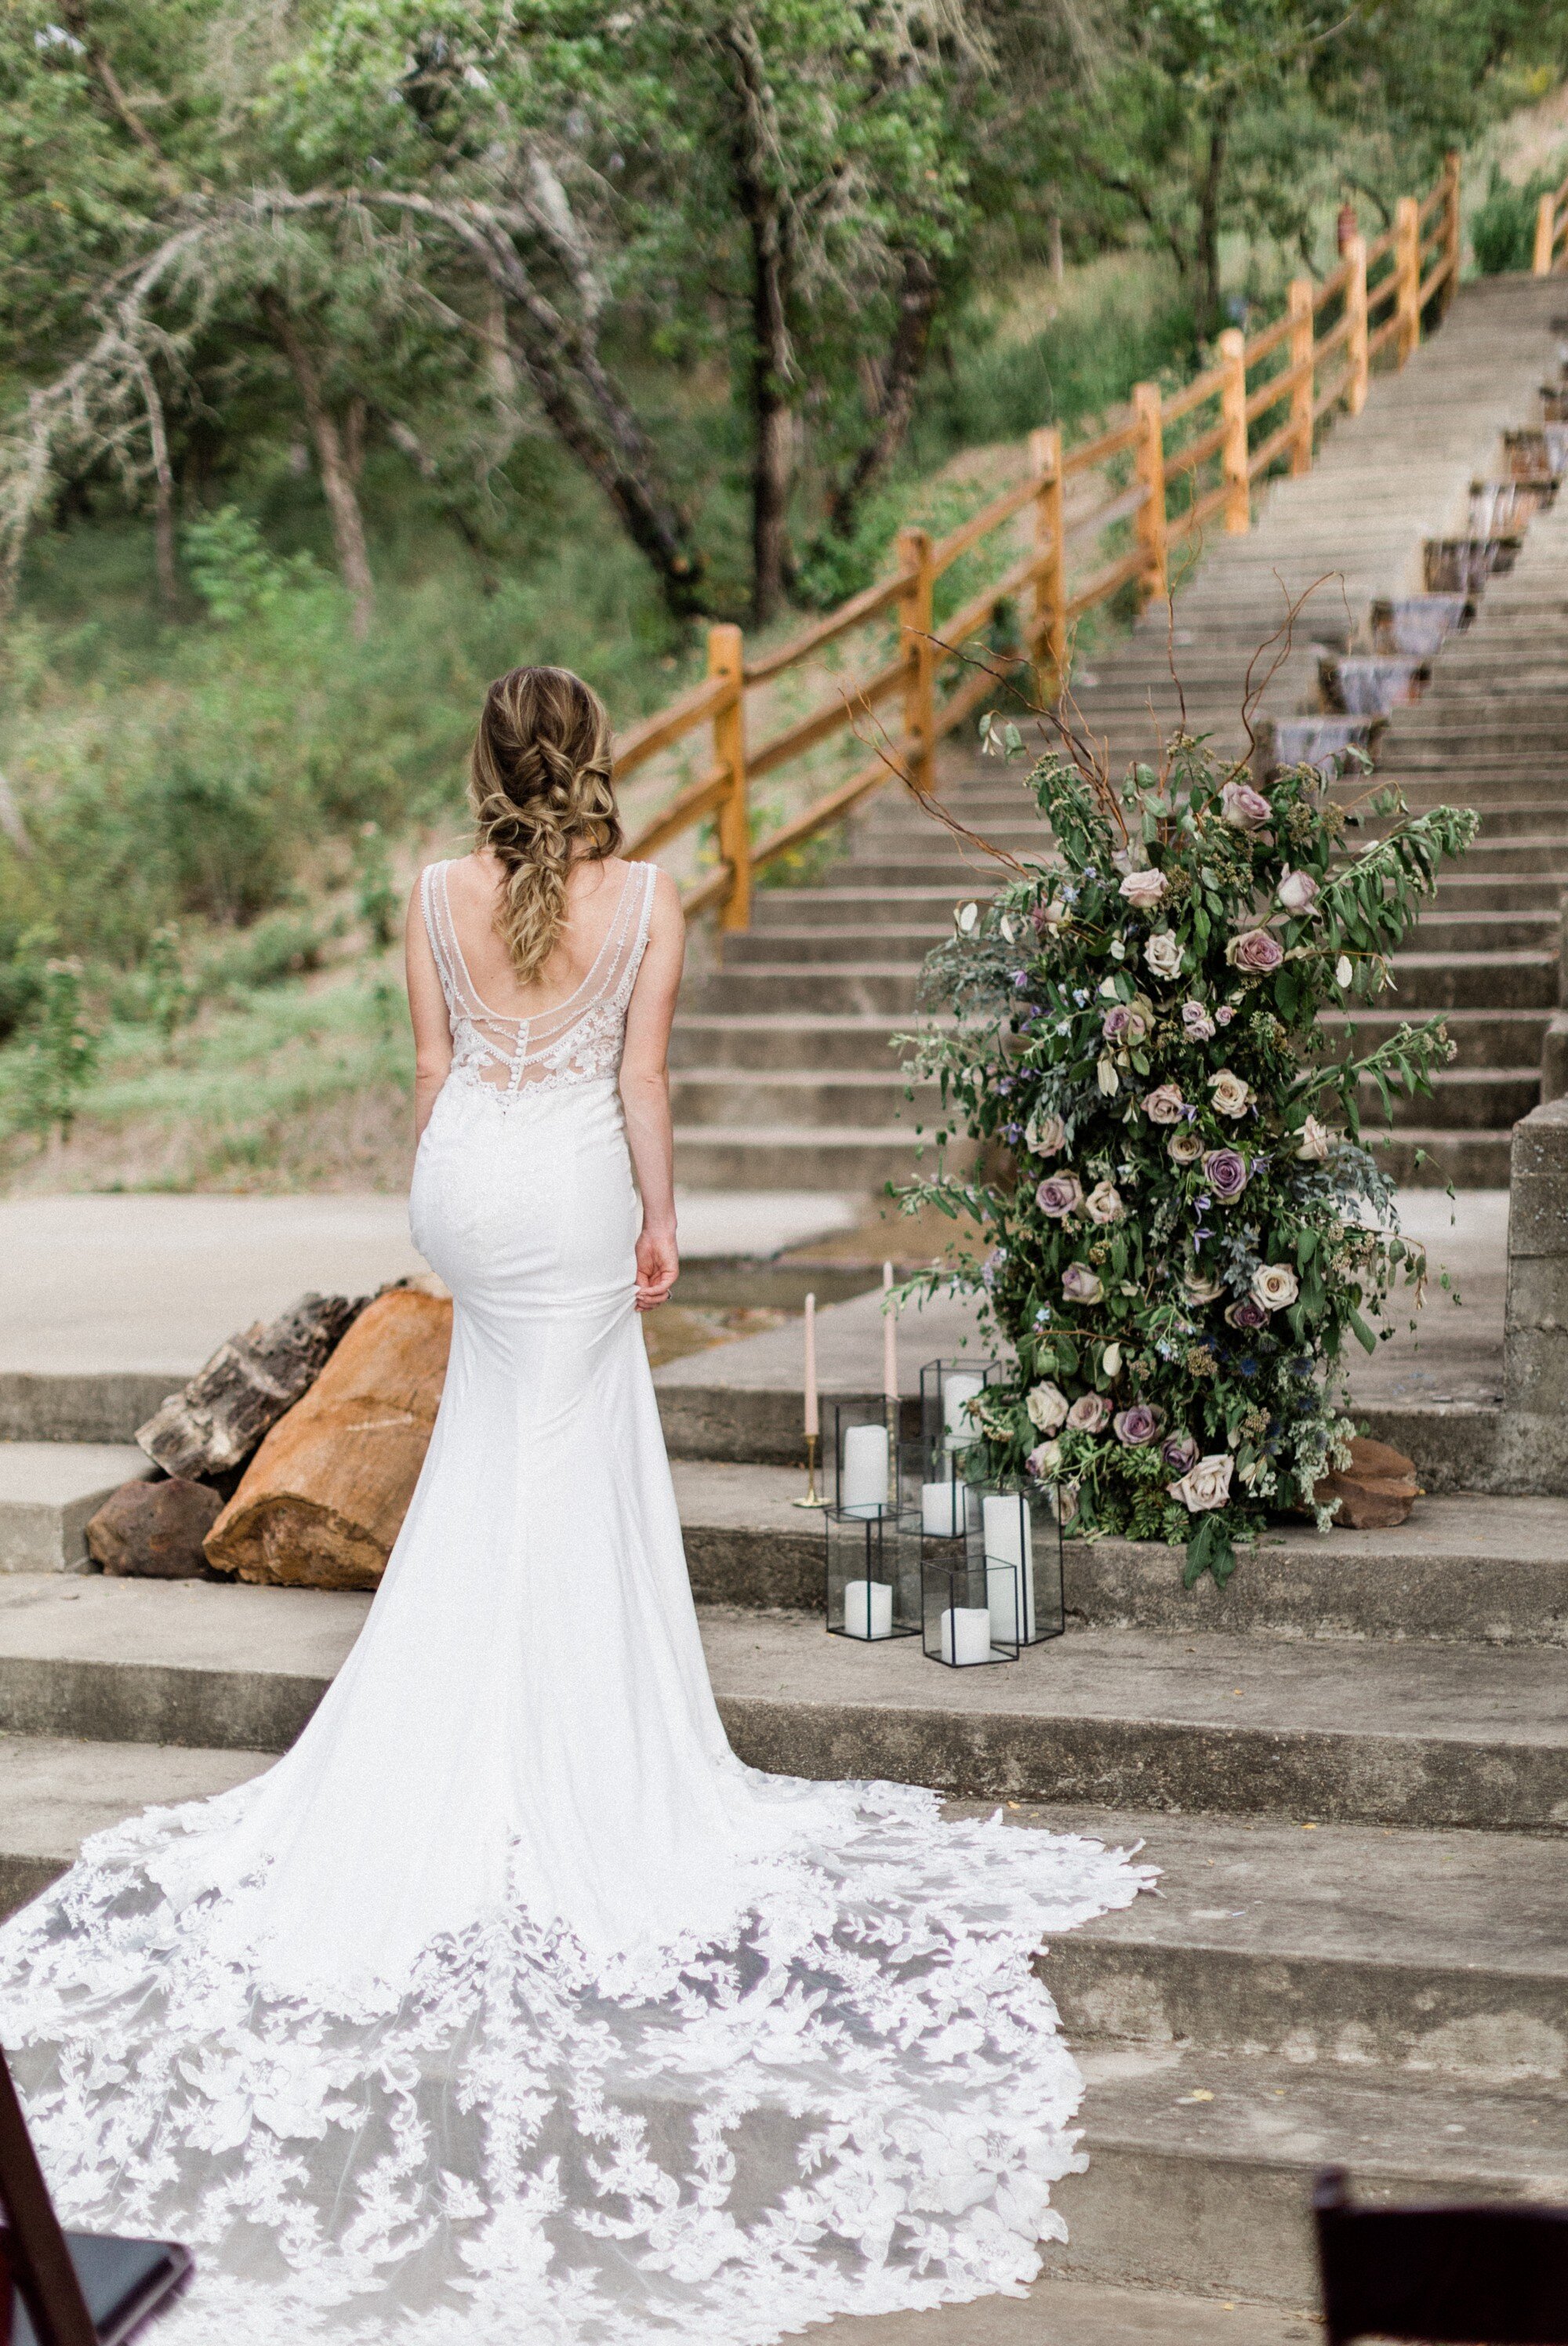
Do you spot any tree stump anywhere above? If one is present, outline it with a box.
[203,1289,452,1589]
[1312,1436,1421,1530]
[86,1477,225,1578]
[137,1292,368,1481]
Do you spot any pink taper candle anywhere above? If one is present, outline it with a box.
[882,1261,898,1401]
[803,1293,818,1439]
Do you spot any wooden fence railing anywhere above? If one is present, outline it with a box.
[1534,168,1568,274]
[620,151,1463,931]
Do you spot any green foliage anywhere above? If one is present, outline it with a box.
[353,821,399,950]
[183,509,320,625]
[17,953,97,1138]
[1470,158,1568,271]
[902,733,1479,1586]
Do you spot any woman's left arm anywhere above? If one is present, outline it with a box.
[406,880,453,1142]
[619,868,685,1310]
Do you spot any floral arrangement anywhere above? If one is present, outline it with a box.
[902,725,1478,1585]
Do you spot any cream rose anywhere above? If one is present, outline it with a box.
[1026,1440,1063,1480]
[1118,867,1167,908]
[1181,1266,1225,1303]
[1251,1263,1301,1312]
[1142,1082,1185,1125]
[1062,1263,1104,1305]
[1084,1180,1124,1225]
[1208,1067,1255,1117]
[1295,1115,1331,1161]
[1025,1381,1070,1433]
[1168,1453,1235,1513]
[1066,1392,1111,1433]
[1026,1110,1068,1157]
[1144,931,1183,979]
[1167,1128,1204,1164]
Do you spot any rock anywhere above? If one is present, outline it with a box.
[136,1292,368,1481]
[86,1476,225,1578]
[203,1289,452,1590]
[1313,1436,1421,1530]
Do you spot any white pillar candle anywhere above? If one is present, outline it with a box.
[941,1606,993,1666]
[982,1492,1036,1644]
[840,1422,889,1517]
[943,1371,985,1450]
[921,1480,967,1537]
[842,1578,893,1639]
[803,1292,818,1440]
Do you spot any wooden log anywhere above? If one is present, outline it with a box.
[86,1477,225,1578]
[136,1293,368,1481]
[1312,1436,1421,1531]
[203,1289,452,1590]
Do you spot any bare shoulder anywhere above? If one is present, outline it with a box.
[644,864,683,921]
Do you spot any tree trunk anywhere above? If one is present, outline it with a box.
[722,20,797,623]
[824,250,941,540]
[131,354,178,612]
[260,296,376,637]
[1194,103,1232,342]
[137,1291,368,1480]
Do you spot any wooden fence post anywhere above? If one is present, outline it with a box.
[1028,426,1067,699]
[1218,328,1249,533]
[1287,279,1315,476]
[1395,195,1421,363]
[1132,383,1167,603]
[1443,150,1462,312]
[708,623,750,932]
[1535,191,1556,276]
[1347,234,1370,414]
[895,525,935,797]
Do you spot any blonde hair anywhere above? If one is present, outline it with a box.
[467,666,621,983]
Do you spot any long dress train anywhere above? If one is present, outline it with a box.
[0,859,1149,2344]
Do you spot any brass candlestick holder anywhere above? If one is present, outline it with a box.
[792,1432,829,1509]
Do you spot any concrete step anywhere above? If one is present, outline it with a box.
[1366,1128,1515,1185]
[1370,951,1555,1010]
[0,1444,148,1573]
[0,1731,266,1916]
[721,924,949,968]
[671,1071,930,1128]
[672,1124,937,1189]
[1047,2043,1567,2304]
[671,1013,915,1073]
[1374,1066,1539,1130]
[750,887,971,928]
[682,966,920,1015]
[1338,1005,1552,1066]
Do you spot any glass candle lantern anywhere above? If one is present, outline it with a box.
[825,1505,921,1642]
[831,1398,898,1519]
[920,1546,1018,1668]
[971,1478,1066,1647]
[920,1359,1000,1461]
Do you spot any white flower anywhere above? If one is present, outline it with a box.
[1097,1057,1120,1096]
[1277,868,1319,914]
[1295,1115,1332,1162]
[1251,1263,1301,1312]
[1144,932,1184,979]
[1335,954,1353,988]
[1119,867,1167,908]
[1025,1381,1070,1433]
[956,901,980,934]
[1168,1454,1235,1513]
[1167,1128,1204,1164]
[1084,1180,1124,1225]
[1182,1266,1225,1303]
[1101,1342,1122,1378]
[1025,1111,1067,1157]
[1208,1067,1254,1117]
[1098,977,1120,1000]
[1039,898,1070,929]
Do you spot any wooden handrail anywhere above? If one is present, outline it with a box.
[615,153,1462,928]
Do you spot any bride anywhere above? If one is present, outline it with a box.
[0,666,1147,2344]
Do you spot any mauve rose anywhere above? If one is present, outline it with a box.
[1067,1393,1111,1433]
[1181,1000,1216,1040]
[1225,1296,1269,1331]
[1220,780,1272,833]
[1113,1405,1162,1447]
[1168,1128,1204,1164]
[1036,1172,1084,1218]
[1163,1433,1199,1473]
[1169,1454,1234,1513]
[1142,1082,1185,1125]
[1062,1263,1104,1304]
[1227,928,1284,975]
[1203,1147,1250,1200]
[1102,1002,1134,1043]
[1027,1110,1068,1156]
[1084,1180,1124,1225]
[1277,867,1319,914]
[1144,931,1184,979]
[1118,867,1167,907]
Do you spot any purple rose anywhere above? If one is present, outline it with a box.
[1221,780,1272,833]
[1112,1405,1163,1447]
[1162,1433,1199,1473]
[1181,1000,1216,1040]
[1227,928,1284,975]
[1036,1172,1084,1218]
[1224,1296,1269,1331]
[1202,1147,1249,1201]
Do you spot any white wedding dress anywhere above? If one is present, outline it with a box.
[0,858,1149,2344]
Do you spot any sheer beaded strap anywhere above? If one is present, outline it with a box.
[421,859,657,1100]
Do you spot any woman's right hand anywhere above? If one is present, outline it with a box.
[635,1224,678,1311]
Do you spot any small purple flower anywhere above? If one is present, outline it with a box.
[1203,1147,1250,1202]
[1162,1433,1199,1473]
[1112,1405,1163,1447]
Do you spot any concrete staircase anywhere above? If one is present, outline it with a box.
[672,273,1568,1193]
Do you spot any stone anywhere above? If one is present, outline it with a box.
[203,1289,451,1590]
[1312,1436,1421,1530]
[136,1292,368,1482]
[85,1476,224,1579]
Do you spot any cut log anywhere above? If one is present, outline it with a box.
[1312,1435,1421,1530]
[86,1477,226,1578]
[204,1289,452,1590]
[136,1292,368,1481]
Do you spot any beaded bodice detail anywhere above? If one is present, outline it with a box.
[421,858,656,1102]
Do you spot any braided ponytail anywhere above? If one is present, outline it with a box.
[467,667,621,983]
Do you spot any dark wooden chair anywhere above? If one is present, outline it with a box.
[0,2045,191,2346]
[1315,2169,1568,2346]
